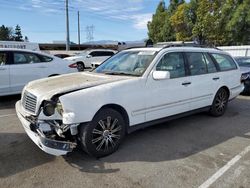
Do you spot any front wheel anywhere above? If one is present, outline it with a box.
[79,108,126,158]
[209,88,229,117]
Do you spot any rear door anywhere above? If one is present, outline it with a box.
[185,52,220,110]
[0,51,10,95]
[9,51,45,93]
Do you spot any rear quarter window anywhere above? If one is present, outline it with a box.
[38,54,53,62]
[211,53,237,71]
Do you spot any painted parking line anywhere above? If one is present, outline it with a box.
[198,145,250,188]
[0,114,16,118]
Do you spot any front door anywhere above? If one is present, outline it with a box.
[145,52,192,122]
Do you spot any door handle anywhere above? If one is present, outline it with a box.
[213,77,220,80]
[182,82,191,86]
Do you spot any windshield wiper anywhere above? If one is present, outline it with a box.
[104,71,139,76]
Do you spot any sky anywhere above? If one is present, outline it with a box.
[0,0,166,43]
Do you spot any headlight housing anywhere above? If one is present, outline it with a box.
[43,100,64,116]
[43,101,56,116]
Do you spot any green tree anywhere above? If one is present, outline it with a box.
[14,25,23,41]
[170,3,193,41]
[147,1,168,43]
[192,0,224,45]
[227,0,250,45]
[168,0,185,14]
[0,25,13,41]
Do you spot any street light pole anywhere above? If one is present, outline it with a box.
[66,0,70,51]
[78,11,81,50]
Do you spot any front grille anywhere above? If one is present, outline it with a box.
[22,91,37,114]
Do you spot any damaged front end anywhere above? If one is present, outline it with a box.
[16,94,79,156]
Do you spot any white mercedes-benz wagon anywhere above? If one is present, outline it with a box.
[16,46,243,157]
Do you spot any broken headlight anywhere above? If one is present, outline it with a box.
[43,100,64,116]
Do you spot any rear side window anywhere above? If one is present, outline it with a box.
[186,52,207,76]
[211,53,237,71]
[38,54,53,62]
[90,51,114,57]
[102,51,115,56]
[156,52,186,78]
[13,52,41,64]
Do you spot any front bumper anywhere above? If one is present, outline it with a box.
[16,101,75,156]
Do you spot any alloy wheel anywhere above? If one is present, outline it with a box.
[91,116,122,152]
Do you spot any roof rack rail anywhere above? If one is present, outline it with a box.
[156,41,221,50]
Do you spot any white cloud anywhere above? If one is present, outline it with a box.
[131,14,152,29]
[23,0,153,30]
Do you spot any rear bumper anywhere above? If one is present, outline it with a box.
[16,101,75,156]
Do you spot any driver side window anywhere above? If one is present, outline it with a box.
[156,52,185,79]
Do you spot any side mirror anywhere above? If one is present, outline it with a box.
[152,71,170,80]
[86,55,92,58]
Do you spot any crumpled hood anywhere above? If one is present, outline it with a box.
[25,72,130,100]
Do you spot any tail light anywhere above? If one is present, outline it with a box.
[69,63,77,68]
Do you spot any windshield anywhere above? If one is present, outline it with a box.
[236,58,250,67]
[94,50,157,76]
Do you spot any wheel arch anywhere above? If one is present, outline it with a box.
[97,104,130,133]
[219,86,230,98]
[76,61,84,65]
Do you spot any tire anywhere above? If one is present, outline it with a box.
[209,88,229,117]
[77,62,85,72]
[79,108,126,158]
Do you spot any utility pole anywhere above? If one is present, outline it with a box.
[65,0,70,51]
[78,11,81,50]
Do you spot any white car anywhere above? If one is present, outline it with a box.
[16,46,243,157]
[64,49,116,71]
[0,49,77,96]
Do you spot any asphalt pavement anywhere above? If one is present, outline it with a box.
[0,95,250,188]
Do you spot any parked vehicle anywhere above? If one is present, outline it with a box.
[0,49,77,96]
[16,46,243,157]
[64,49,116,71]
[234,56,250,94]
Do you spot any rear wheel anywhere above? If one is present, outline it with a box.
[77,62,85,71]
[209,88,229,117]
[79,108,126,158]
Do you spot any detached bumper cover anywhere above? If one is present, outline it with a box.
[16,101,75,156]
